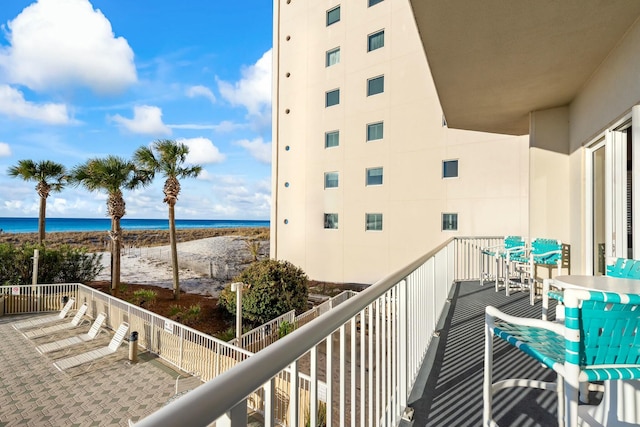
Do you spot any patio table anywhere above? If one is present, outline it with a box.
[552,274,640,426]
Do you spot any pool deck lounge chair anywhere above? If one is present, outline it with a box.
[53,322,129,371]
[36,312,107,354]
[12,297,76,330]
[23,303,88,339]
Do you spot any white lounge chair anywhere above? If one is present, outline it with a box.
[13,297,76,330]
[53,322,129,371]
[23,303,88,339]
[36,312,107,354]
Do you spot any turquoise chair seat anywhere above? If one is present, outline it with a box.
[485,289,640,426]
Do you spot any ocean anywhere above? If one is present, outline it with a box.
[0,217,270,234]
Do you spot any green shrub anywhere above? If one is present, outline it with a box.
[132,289,157,308]
[0,243,103,286]
[278,320,295,338]
[219,259,308,324]
[168,304,202,326]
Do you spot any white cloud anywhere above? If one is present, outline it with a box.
[0,0,137,94]
[111,105,171,136]
[235,137,271,164]
[186,85,216,103]
[168,120,247,133]
[178,137,226,165]
[0,84,72,124]
[217,49,272,119]
[0,142,11,157]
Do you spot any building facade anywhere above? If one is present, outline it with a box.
[410,0,640,277]
[271,0,529,284]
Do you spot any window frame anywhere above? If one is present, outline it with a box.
[325,130,340,148]
[366,167,384,186]
[324,171,339,189]
[367,75,384,96]
[443,159,459,178]
[326,47,340,67]
[442,213,458,231]
[365,213,383,231]
[367,121,384,141]
[324,213,339,229]
[326,88,340,107]
[327,6,341,26]
[367,30,385,52]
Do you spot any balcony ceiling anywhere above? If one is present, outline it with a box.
[410,0,640,135]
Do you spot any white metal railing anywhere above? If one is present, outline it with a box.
[134,237,492,427]
[229,309,295,352]
[2,282,253,384]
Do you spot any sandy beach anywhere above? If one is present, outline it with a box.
[95,235,269,297]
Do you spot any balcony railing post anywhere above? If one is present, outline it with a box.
[398,279,408,410]
[289,360,299,427]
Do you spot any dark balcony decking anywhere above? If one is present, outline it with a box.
[407,280,561,427]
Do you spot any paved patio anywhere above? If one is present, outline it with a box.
[0,313,200,426]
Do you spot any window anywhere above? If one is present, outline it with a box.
[327,6,340,26]
[325,130,339,148]
[366,167,383,186]
[443,160,458,178]
[367,76,384,96]
[367,122,383,141]
[326,89,340,107]
[368,30,384,52]
[324,172,339,188]
[324,213,338,229]
[366,213,383,231]
[368,0,383,6]
[442,213,458,231]
[326,47,340,67]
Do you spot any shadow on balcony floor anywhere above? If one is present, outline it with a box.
[407,281,560,427]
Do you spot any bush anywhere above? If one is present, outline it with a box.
[132,289,157,308]
[219,259,308,324]
[0,242,103,286]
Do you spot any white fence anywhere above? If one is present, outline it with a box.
[135,237,491,427]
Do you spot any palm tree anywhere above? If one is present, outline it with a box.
[134,140,202,300]
[70,156,149,294]
[7,160,67,244]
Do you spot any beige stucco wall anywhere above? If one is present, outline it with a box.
[528,107,571,244]
[272,0,529,284]
[526,18,640,275]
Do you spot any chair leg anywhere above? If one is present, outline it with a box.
[557,375,565,427]
[483,320,494,426]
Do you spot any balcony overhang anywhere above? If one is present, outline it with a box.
[410,0,640,135]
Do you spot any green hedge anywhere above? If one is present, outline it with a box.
[0,243,103,286]
[219,259,308,324]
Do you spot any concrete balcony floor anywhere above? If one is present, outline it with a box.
[407,280,565,427]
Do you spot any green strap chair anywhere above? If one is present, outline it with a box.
[485,289,640,427]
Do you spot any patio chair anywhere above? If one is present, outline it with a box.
[36,312,107,354]
[12,297,76,330]
[23,303,88,339]
[53,321,129,371]
[484,288,640,427]
[480,236,526,288]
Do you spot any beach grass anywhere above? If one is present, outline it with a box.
[0,227,269,252]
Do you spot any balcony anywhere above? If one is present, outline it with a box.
[0,238,563,426]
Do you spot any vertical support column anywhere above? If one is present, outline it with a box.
[632,105,640,259]
[310,347,318,427]
[326,332,333,426]
[398,279,407,410]
[263,379,275,427]
[289,360,299,427]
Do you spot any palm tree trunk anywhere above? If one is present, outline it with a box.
[111,218,122,295]
[38,196,46,245]
[169,203,180,300]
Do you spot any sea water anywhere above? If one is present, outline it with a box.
[0,217,269,234]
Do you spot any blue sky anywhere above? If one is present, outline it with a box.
[0,0,273,220]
